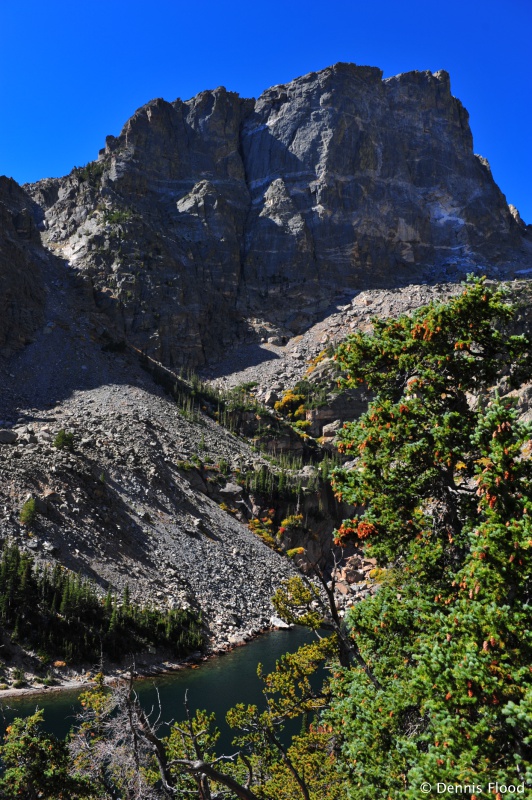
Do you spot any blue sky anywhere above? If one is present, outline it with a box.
[1,0,530,222]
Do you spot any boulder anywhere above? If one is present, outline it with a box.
[270,615,292,629]
[263,390,279,407]
[321,419,342,437]
[220,482,243,497]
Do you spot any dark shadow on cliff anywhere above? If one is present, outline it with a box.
[0,244,192,421]
[200,342,280,379]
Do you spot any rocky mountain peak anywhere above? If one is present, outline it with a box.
[12,63,531,369]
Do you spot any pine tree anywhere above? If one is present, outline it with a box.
[122,583,131,610]
[324,278,532,797]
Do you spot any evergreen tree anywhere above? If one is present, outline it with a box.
[324,278,532,797]
[0,711,94,799]
[0,541,202,663]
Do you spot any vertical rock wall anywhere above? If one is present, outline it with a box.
[0,177,45,356]
[23,63,526,367]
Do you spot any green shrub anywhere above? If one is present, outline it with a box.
[278,514,305,537]
[53,429,75,450]
[248,511,282,552]
[293,420,311,430]
[274,390,306,419]
[73,160,104,186]
[19,498,37,526]
[103,207,132,224]
[42,671,56,686]
[218,458,230,475]
[286,547,305,558]
[12,667,26,688]
[176,460,195,471]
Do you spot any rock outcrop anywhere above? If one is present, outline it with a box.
[0,178,45,356]
[25,63,529,369]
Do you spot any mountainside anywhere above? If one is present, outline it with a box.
[0,177,46,356]
[26,63,529,368]
[1,63,532,679]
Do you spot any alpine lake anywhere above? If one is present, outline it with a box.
[1,627,318,750]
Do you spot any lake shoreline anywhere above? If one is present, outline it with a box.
[0,623,292,702]
[1,626,314,749]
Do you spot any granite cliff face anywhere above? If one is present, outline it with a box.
[0,178,45,356]
[26,63,528,368]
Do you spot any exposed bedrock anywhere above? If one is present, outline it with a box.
[0,177,46,356]
[25,63,528,368]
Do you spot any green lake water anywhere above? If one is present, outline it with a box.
[1,627,317,750]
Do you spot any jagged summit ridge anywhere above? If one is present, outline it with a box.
[17,63,530,367]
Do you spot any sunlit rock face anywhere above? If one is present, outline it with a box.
[241,65,520,310]
[26,63,525,367]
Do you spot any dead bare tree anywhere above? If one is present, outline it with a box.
[70,672,266,800]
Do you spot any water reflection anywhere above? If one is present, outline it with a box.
[1,627,317,749]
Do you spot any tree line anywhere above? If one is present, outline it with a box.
[0,542,202,663]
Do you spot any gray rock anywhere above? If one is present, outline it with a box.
[270,615,292,630]
[220,482,243,497]
[263,390,279,407]
[321,420,342,437]
[0,430,18,444]
[25,64,528,371]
